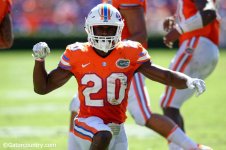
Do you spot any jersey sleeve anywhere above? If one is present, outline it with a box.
[122,40,151,71]
[58,42,85,71]
[130,41,151,71]
[125,40,150,63]
[58,47,72,71]
[136,46,150,64]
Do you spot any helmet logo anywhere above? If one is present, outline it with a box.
[116,12,122,21]
[99,4,112,22]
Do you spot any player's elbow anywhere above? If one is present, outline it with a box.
[202,10,217,26]
[0,38,13,49]
[34,88,48,95]
[206,10,216,20]
[140,31,148,44]
[4,40,13,48]
[7,39,13,48]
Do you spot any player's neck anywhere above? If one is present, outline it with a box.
[93,47,114,58]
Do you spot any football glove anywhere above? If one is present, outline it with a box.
[32,42,50,60]
[186,78,206,96]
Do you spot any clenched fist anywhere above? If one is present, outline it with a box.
[32,42,50,60]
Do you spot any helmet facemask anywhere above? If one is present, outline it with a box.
[85,4,124,53]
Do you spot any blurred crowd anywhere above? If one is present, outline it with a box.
[12,0,99,36]
[12,0,226,46]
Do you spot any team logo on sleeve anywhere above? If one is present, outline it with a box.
[116,59,130,69]
[185,47,193,54]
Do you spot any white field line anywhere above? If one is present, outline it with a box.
[125,124,156,138]
[1,90,75,100]
[0,126,67,138]
[0,125,156,138]
[0,104,67,115]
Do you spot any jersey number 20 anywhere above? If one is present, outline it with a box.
[82,73,128,106]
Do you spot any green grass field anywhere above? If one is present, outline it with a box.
[0,49,226,150]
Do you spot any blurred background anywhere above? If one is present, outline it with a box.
[11,0,226,48]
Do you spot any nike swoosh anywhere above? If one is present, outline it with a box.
[82,63,90,68]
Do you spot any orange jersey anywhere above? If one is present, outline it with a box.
[0,0,12,23]
[176,0,220,46]
[59,41,150,124]
[103,0,147,41]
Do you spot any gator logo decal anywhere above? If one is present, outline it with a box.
[116,59,130,68]
[185,47,193,54]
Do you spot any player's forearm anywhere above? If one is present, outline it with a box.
[120,5,147,45]
[33,61,49,95]
[147,69,188,89]
[165,70,189,89]
[139,63,188,89]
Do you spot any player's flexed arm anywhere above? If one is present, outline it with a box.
[119,4,147,45]
[163,0,217,48]
[137,61,205,96]
[33,42,73,95]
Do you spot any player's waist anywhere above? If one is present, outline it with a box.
[107,122,124,135]
[78,112,126,124]
[179,21,219,46]
[180,36,218,47]
[73,116,124,136]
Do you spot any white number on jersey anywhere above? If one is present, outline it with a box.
[81,73,128,106]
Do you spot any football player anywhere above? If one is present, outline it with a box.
[33,3,211,150]
[0,0,13,49]
[69,0,211,149]
[68,1,149,142]
[161,0,220,149]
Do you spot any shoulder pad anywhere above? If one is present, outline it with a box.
[121,40,142,49]
[66,42,85,51]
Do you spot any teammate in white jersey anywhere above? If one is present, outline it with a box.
[161,0,220,149]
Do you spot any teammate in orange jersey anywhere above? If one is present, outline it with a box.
[0,0,13,49]
[161,0,220,149]
[33,3,211,150]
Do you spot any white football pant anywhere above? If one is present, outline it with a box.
[160,37,219,108]
[68,116,128,150]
